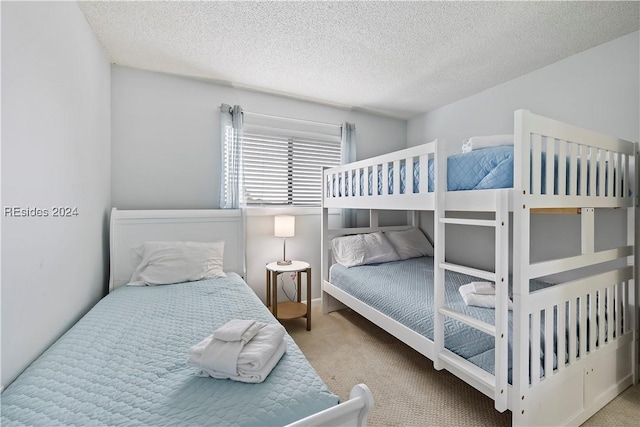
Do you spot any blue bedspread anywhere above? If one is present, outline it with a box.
[1,275,338,426]
[445,146,514,191]
[335,146,618,197]
[334,146,514,196]
[395,146,514,193]
[329,257,554,382]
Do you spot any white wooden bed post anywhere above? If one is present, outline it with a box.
[512,109,532,424]
[321,201,331,315]
[494,189,509,412]
[433,139,446,371]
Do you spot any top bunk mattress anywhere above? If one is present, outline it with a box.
[1,274,338,426]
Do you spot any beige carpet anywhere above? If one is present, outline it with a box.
[284,305,639,427]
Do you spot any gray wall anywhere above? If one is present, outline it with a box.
[111,65,407,301]
[408,32,639,270]
[408,32,639,148]
[1,2,112,387]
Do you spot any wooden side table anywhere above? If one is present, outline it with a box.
[265,260,311,331]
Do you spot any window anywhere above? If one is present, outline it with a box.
[224,112,343,207]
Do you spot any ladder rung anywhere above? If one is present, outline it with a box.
[439,218,496,227]
[438,349,495,391]
[440,262,496,282]
[439,307,496,336]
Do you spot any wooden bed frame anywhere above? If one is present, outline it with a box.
[109,208,247,291]
[109,208,373,426]
[321,110,638,426]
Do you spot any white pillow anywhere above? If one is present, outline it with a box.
[461,134,513,153]
[332,232,399,267]
[384,228,433,259]
[331,234,365,267]
[129,241,226,286]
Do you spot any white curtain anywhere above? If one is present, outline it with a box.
[341,122,357,227]
[219,104,244,209]
[341,122,356,165]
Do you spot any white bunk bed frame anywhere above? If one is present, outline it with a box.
[321,110,638,426]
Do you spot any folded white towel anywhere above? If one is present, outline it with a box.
[237,338,287,382]
[208,340,243,376]
[191,319,261,376]
[459,287,513,311]
[187,322,287,383]
[195,339,287,384]
[236,323,286,371]
[213,319,260,344]
[462,134,513,153]
[459,282,495,296]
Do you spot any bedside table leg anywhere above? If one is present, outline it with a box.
[272,270,278,319]
[306,267,311,331]
[265,268,271,308]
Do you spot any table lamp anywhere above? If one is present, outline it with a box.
[274,215,295,265]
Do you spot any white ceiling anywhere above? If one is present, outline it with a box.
[78,1,639,119]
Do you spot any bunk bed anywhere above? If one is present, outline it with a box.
[1,209,373,427]
[321,110,638,426]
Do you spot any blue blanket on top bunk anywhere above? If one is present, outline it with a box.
[445,146,515,191]
[361,146,514,195]
[1,275,338,426]
[335,145,618,197]
[329,257,556,383]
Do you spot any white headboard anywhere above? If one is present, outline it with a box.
[109,208,246,292]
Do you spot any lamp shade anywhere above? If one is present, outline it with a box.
[274,215,295,237]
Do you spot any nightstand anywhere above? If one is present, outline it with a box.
[265,260,311,331]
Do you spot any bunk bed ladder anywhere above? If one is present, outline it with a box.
[433,188,510,412]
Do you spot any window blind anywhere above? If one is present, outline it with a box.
[240,116,342,206]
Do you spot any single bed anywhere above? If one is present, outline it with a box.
[321,110,637,426]
[1,208,373,427]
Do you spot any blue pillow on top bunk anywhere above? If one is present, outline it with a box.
[332,232,400,267]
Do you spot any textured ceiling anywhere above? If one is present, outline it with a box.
[78,1,639,119]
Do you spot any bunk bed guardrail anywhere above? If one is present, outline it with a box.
[512,110,637,425]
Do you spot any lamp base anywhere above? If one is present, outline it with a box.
[277,259,292,265]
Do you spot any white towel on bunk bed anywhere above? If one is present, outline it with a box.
[459,282,513,310]
[187,322,287,383]
[459,281,496,295]
[461,134,513,153]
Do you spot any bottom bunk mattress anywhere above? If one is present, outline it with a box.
[1,274,338,426]
[329,257,555,382]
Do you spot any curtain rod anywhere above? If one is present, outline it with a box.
[242,109,343,129]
